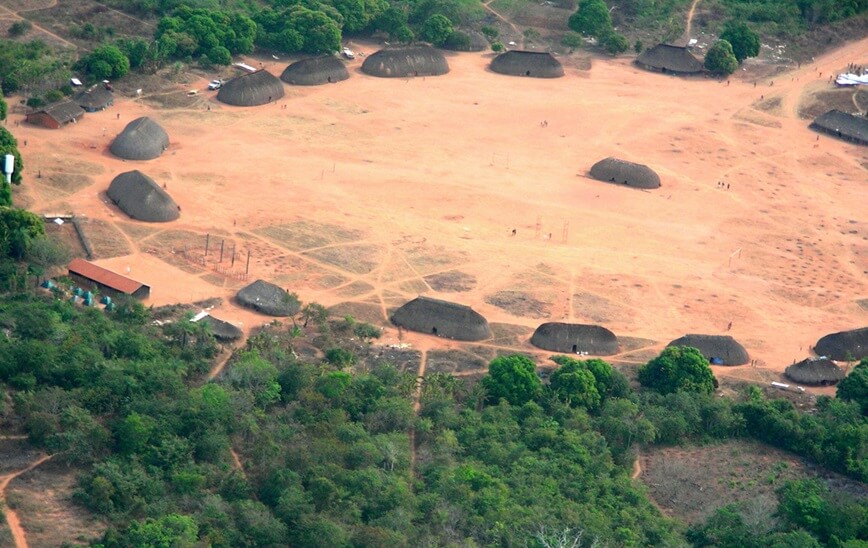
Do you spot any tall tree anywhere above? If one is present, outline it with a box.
[482,354,541,405]
[638,346,717,395]
[568,0,613,38]
[704,40,739,75]
[720,21,760,63]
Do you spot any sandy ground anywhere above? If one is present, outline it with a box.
[10,39,868,389]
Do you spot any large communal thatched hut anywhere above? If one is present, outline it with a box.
[490,51,564,78]
[281,57,350,86]
[814,327,868,361]
[107,170,180,222]
[530,322,619,355]
[236,280,300,316]
[391,296,491,341]
[217,70,285,106]
[667,334,749,366]
[361,46,449,78]
[110,117,169,161]
[589,157,661,189]
[785,357,845,386]
[635,44,703,75]
[809,110,868,145]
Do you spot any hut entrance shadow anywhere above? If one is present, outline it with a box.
[432,327,438,335]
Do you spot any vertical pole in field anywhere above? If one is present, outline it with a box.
[535,216,541,238]
[205,234,210,257]
[220,240,224,263]
[246,250,251,275]
[231,245,236,267]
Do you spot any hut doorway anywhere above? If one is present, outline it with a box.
[525,70,531,76]
[572,344,577,353]
[432,327,438,335]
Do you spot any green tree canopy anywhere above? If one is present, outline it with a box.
[0,126,23,186]
[482,354,541,406]
[80,44,131,80]
[419,14,454,46]
[0,207,43,258]
[601,31,629,54]
[704,39,739,75]
[837,358,868,414]
[0,89,7,121]
[720,20,760,63]
[549,356,614,410]
[568,0,613,38]
[638,346,717,395]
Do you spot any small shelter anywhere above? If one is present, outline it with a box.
[110,117,170,160]
[198,315,243,342]
[107,170,180,222]
[391,296,491,341]
[635,44,703,75]
[530,322,619,355]
[74,86,114,112]
[25,100,84,129]
[589,157,661,189]
[814,327,868,361]
[361,46,449,78]
[667,334,749,366]
[68,258,150,299]
[785,357,845,386]
[490,51,564,78]
[281,56,350,86]
[217,70,285,106]
[236,280,300,316]
[809,110,868,145]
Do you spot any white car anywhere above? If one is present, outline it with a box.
[207,79,223,90]
[342,47,355,60]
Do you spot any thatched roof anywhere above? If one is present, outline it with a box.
[785,357,845,386]
[667,334,749,365]
[490,51,564,78]
[110,117,169,161]
[815,327,868,361]
[361,46,449,78]
[74,86,114,111]
[635,44,703,74]
[391,296,491,341]
[217,70,285,106]
[236,280,300,316]
[589,157,661,189]
[107,170,179,222]
[809,110,868,145]
[281,56,350,86]
[441,30,488,52]
[530,322,619,355]
[200,315,243,341]
[31,100,84,125]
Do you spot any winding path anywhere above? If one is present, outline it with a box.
[0,454,53,548]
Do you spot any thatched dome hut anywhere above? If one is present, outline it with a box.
[809,110,868,146]
[589,157,661,189]
[200,315,243,342]
[107,170,179,222]
[110,117,169,161]
[217,70,285,106]
[490,51,564,78]
[361,46,449,78]
[236,280,301,316]
[391,296,491,341]
[530,322,619,355]
[785,357,845,386]
[441,30,488,52]
[667,334,749,366]
[635,44,703,74]
[815,327,868,361]
[281,57,350,86]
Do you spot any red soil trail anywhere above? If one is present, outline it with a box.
[0,454,53,548]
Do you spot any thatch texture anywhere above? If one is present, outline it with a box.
[391,296,491,341]
[667,334,749,366]
[635,44,703,74]
[361,46,449,78]
[785,357,845,386]
[110,117,169,160]
[107,170,180,222]
[589,157,661,189]
[217,70,285,106]
[490,51,564,78]
[26,100,84,128]
[809,110,868,145]
[74,86,114,112]
[441,30,488,52]
[236,280,300,316]
[530,322,619,355]
[200,315,243,341]
[281,56,350,86]
[815,327,868,361]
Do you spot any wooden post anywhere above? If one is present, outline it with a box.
[220,239,224,262]
[205,233,210,257]
[246,250,251,274]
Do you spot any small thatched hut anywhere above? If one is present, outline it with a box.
[236,280,300,316]
[814,327,868,361]
[530,322,619,355]
[200,315,243,342]
[441,30,488,52]
[281,57,350,86]
[785,357,845,386]
[110,117,169,161]
[361,46,449,78]
[809,110,868,145]
[589,157,661,189]
[635,44,703,75]
[74,86,114,112]
[217,70,285,106]
[490,51,564,78]
[107,170,180,222]
[667,334,749,366]
[391,296,491,341]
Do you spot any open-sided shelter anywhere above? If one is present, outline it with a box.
[814,327,868,361]
[530,322,619,355]
[391,296,491,341]
[490,51,564,78]
[809,110,868,145]
[110,117,170,160]
[74,86,114,112]
[68,258,150,299]
[236,280,300,316]
[281,57,350,86]
[635,44,703,75]
[25,100,84,129]
[589,157,661,189]
[667,334,749,365]
[107,170,180,222]
[217,70,285,106]
[785,357,845,386]
[361,46,449,78]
